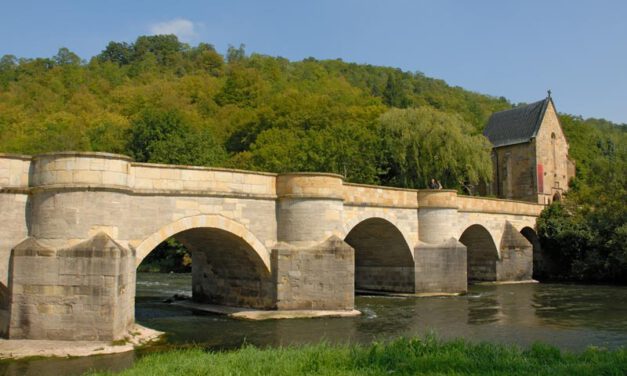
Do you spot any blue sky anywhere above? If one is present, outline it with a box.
[2,0,626,123]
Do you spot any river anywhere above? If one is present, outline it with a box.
[2,273,626,375]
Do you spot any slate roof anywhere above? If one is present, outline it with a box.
[483,98,551,148]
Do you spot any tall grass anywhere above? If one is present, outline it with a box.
[89,336,627,375]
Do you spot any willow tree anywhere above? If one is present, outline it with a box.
[378,107,493,190]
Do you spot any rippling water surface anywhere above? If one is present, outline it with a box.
[3,273,626,375]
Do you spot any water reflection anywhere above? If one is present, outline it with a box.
[532,284,627,331]
[466,290,502,325]
[1,274,626,376]
[134,274,627,351]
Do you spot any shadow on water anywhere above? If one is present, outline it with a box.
[2,273,626,376]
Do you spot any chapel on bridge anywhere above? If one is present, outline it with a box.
[481,93,575,204]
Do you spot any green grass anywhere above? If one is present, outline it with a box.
[88,336,627,376]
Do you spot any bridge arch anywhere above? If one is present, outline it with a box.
[344,217,415,293]
[343,213,414,252]
[459,224,499,282]
[134,214,270,273]
[521,226,543,280]
[135,214,273,309]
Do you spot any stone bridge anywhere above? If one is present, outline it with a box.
[0,152,544,341]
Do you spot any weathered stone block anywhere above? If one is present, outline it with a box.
[414,239,467,294]
[7,233,134,341]
[496,222,533,281]
[273,236,354,310]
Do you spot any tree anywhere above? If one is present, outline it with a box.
[191,43,224,75]
[377,107,493,189]
[133,35,186,67]
[127,108,226,166]
[215,66,268,107]
[53,47,81,66]
[0,55,18,88]
[383,71,411,108]
[537,126,626,283]
[226,44,246,63]
[98,41,134,65]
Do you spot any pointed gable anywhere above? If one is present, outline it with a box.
[483,98,552,148]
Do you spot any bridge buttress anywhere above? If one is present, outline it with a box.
[273,173,354,310]
[414,190,468,294]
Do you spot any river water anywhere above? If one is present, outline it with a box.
[3,273,627,375]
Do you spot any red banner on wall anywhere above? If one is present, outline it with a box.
[537,164,544,192]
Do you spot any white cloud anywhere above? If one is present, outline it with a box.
[149,18,198,42]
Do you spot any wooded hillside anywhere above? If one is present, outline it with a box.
[3,35,623,281]
[0,35,514,189]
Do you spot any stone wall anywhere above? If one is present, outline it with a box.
[30,152,131,188]
[0,154,31,284]
[273,237,354,310]
[8,234,134,340]
[343,183,417,208]
[0,154,30,188]
[491,142,536,201]
[0,154,31,336]
[496,223,533,281]
[183,228,275,309]
[131,163,276,196]
[276,174,345,247]
[0,151,547,340]
[457,196,544,217]
[414,240,467,293]
[535,101,571,204]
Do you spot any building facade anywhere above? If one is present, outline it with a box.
[482,94,575,204]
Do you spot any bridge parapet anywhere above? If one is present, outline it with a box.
[131,163,276,197]
[30,152,132,189]
[343,183,417,208]
[276,173,344,246]
[416,190,459,244]
[277,172,344,200]
[457,195,543,216]
[0,154,31,189]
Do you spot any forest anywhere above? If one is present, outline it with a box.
[0,35,624,281]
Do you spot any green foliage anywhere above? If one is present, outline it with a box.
[537,120,626,283]
[127,107,227,166]
[98,41,134,65]
[87,336,627,375]
[0,34,514,184]
[0,35,625,282]
[53,47,81,66]
[137,238,191,273]
[377,107,493,189]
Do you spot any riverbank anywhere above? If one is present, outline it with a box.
[87,336,627,375]
[0,325,163,360]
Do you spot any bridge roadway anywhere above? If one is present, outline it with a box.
[0,152,543,341]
